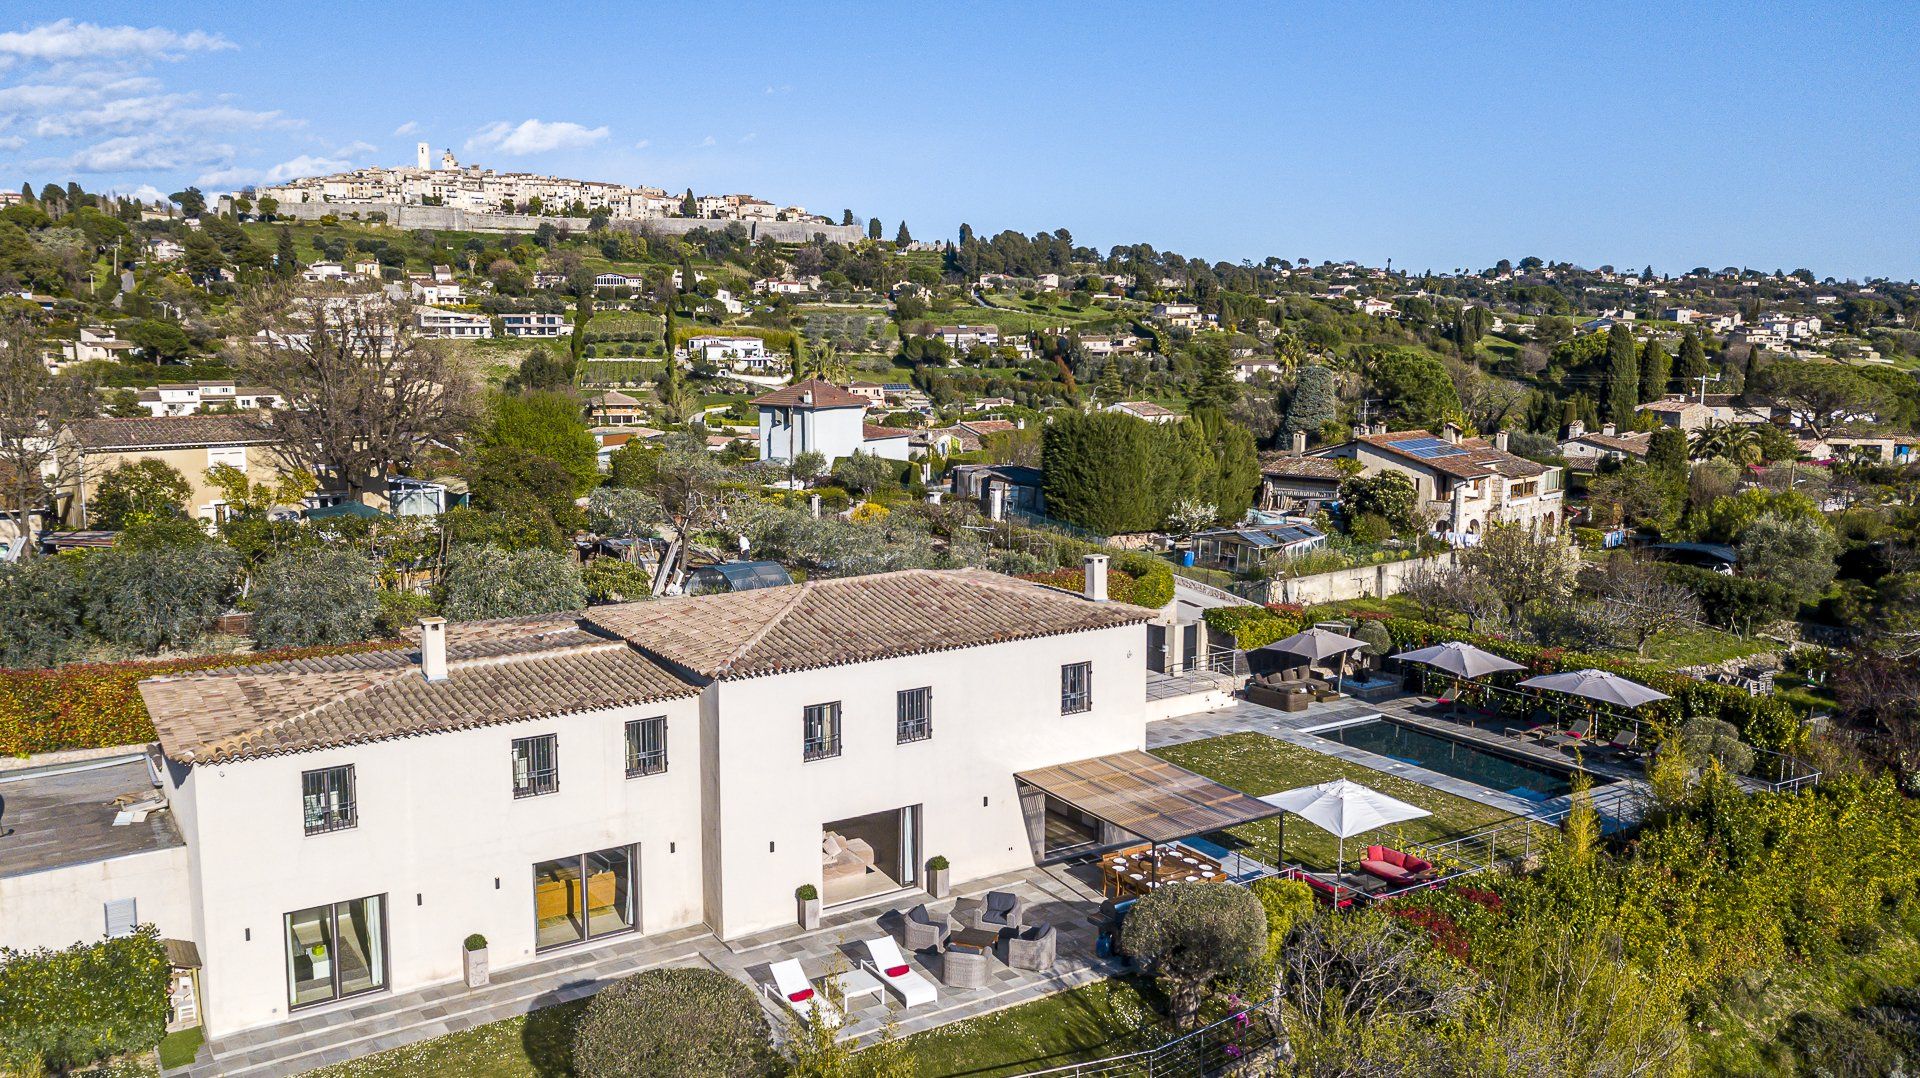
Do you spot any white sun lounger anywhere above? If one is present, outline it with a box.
[764,958,839,1024]
[860,936,937,1008]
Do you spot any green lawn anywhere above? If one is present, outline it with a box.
[157,1027,204,1069]
[1638,626,1778,668]
[893,976,1171,1077]
[1151,733,1518,871]
[306,999,583,1078]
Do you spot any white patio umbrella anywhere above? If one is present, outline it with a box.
[1259,627,1370,692]
[1260,778,1431,884]
[1516,669,1670,709]
[1393,641,1526,701]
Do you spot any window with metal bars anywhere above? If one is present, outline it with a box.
[301,765,357,835]
[1061,661,1092,714]
[802,702,841,761]
[512,734,559,798]
[624,717,667,777]
[896,687,932,743]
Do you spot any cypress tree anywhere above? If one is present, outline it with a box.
[1639,339,1672,402]
[1647,427,1688,478]
[1676,328,1709,386]
[1604,324,1640,422]
[275,226,298,276]
[894,221,912,247]
[1279,363,1337,442]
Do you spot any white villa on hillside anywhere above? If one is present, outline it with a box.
[1315,424,1564,543]
[753,380,913,464]
[412,306,493,339]
[1,568,1164,1041]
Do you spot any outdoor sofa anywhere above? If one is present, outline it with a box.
[1358,845,1436,886]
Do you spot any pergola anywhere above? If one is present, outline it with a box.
[1015,750,1283,889]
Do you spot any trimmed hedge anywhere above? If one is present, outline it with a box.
[1202,604,1307,651]
[1,640,397,757]
[572,967,776,1078]
[1376,616,1807,757]
[0,927,171,1074]
[1016,552,1174,610]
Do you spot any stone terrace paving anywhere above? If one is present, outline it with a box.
[178,685,1615,1076]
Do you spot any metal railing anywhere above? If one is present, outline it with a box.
[1161,646,1245,678]
[1166,565,1263,605]
[1013,994,1285,1078]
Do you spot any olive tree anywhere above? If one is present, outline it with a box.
[440,545,586,620]
[1119,881,1266,1027]
[83,542,239,654]
[252,547,380,648]
[573,968,776,1078]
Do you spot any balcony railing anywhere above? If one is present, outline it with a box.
[803,736,842,762]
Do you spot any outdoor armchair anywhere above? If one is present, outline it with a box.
[901,903,951,952]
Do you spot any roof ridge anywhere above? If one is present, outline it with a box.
[713,578,820,676]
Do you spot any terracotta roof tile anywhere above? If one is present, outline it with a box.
[140,615,697,764]
[749,379,866,409]
[1258,454,1347,481]
[68,415,278,450]
[585,568,1154,680]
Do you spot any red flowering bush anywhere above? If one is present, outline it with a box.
[1,641,396,757]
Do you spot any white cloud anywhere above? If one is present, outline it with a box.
[125,183,167,202]
[393,120,419,136]
[62,133,233,173]
[632,138,650,149]
[467,118,608,155]
[334,140,377,157]
[0,135,23,151]
[264,154,350,182]
[698,135,716,148]
[0,19,233,62]
[738,132,756,144]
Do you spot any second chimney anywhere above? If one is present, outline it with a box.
[1083,553,1109,602]
[1291,431,1307,453]
[419,616,448,682]
[1494,429,1510,452]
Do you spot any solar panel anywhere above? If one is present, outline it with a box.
[1393,436,1468,459]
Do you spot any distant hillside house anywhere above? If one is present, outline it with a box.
[55,415,284,525]
[1105,401,1181,424]
[686,335,777,372]
[1316,424,1563,544]
[753,380,911,464]
[1635,394,1774,431]
[412,306,492,339]
[928,325,1000,351]
[1557,421,1652,469]
[500,312,566,338]
[1257,450,1347,515]
[137,381,283,417]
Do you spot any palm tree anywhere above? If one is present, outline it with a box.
[1689,420,1760,465]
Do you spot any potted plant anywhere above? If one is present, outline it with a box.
[463,933,489,988]
[796,884,820,931]
[926,855,951,899]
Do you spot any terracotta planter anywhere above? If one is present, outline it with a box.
[463,946,489,988]
[927,866,951,899]
[798,896,821,930]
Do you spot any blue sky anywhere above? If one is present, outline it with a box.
[5,4,1917,280]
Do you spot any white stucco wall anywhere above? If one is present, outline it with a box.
[758,405,867,464]
[702,622,1147,939]
[170,697,704,1038]
[0,846,194,953]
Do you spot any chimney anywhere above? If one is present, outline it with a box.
[987,485,1006,521]
[1083,553,1109,602]
[799,389,814,407]
[1602,422,1617,437]
[418,617,448,682]
[1291,431,1307,453]
[1566,418,1585,439]
[1442,421,1461,444]
[1494,430,1510,452]
[1372,422,1388,435]
[1351,423,1367,440]
[1015,418,1026,430]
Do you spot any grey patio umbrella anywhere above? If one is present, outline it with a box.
[1259,627,1370,692]
[1393,641,1526,701]
[1516,669,1670,709]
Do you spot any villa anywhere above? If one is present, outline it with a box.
[3,566,1178,1043]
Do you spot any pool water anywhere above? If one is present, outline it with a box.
[1313,720,1578,801]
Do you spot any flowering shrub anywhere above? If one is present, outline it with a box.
[1,641,396,757]
[1388,905,1470,961]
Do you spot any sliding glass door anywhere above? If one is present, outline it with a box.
[285,894,387,1010]
[533,845,635,951]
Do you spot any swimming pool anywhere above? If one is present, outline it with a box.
[1312,719,1581,802]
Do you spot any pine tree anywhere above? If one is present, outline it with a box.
[841,209,855,226]
[1676,328,1709,387]
[680,189,696,216]
[1639,339,1672,403]
[1604,323,1639,422]
[894,221,911,247]
[867,218,883,241]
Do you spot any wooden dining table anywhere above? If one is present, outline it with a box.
[1098,843,1226,898]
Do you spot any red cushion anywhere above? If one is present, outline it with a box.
[787,988,814,1003]
[884,964,910,978]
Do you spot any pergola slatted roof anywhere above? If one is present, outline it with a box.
[1016,750,1283,844]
